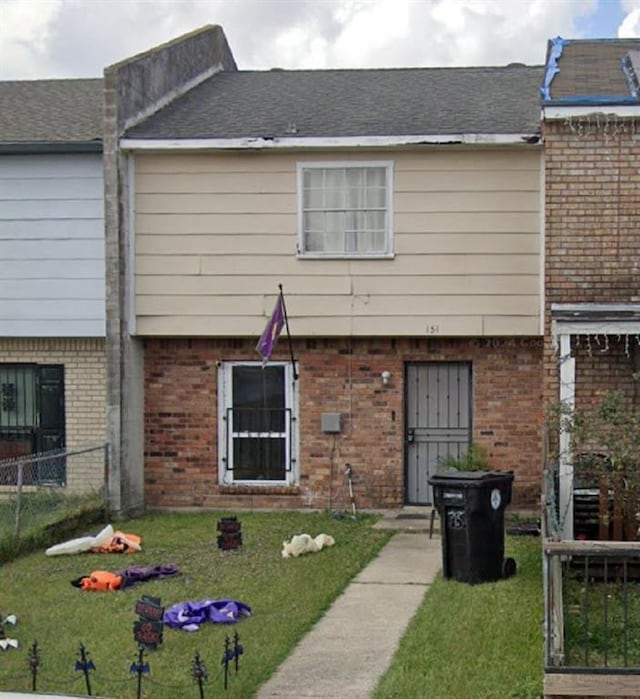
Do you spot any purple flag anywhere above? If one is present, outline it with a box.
[256,295,285,365]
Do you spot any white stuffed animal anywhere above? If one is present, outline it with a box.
[281,533,335,558]
[314,533,335,550]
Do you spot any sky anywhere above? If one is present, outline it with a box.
[1,0,639,80]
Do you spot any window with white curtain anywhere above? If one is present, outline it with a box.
[297,162,393,257]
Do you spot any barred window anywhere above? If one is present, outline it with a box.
[218,362,297,485]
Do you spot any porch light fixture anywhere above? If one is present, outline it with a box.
[381,371,391,386]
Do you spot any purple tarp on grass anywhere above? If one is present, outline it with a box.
[163,598,252,631]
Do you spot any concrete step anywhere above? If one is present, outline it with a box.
[374,507,439,534]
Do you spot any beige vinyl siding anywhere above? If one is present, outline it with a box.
[136,232,538,255]
[135,274,536,296]
[134,148,541,337]
[136,253,538,276]
[137,293,539,317]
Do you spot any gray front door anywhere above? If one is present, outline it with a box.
[405,362,472,504]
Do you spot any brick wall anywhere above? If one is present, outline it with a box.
[543,117,640,408]
[0,337,106,491]
[144,336,542,511]
[544,117,639,308]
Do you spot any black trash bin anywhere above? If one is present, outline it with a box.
[428,470,515,584]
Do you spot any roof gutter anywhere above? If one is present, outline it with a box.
[542,104,639,119]
[0,141,103,154]
[119,132,540,151]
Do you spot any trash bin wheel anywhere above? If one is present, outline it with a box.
[502,557,516,579]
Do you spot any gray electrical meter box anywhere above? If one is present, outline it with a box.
[321,412,341,433]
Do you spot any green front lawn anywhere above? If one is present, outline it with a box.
[375,536,544,699]
[2,511,546,699]
[1,510,390,698]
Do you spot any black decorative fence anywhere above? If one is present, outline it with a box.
[1,635,244,698]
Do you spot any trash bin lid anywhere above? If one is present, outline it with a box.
[428,469,514,487]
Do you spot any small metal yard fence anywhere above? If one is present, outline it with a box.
[0,444,108,552]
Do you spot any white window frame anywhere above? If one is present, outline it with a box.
[217,361,298,486]
[296,160,394,259]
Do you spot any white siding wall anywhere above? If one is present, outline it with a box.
[0,153,105,337]
[133,148,541,337]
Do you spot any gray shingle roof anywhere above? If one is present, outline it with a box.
[0,79,103,146]
[125,65,544,141]
[543,38,640,104]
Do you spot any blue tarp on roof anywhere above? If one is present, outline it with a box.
[540,36,566,101]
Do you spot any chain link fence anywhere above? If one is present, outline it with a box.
[0,444,108,560]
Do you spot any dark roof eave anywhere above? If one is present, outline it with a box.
[551,303,640,322]
[0,141,103,154]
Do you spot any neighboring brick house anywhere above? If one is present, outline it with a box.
[0,79,107,491]
[541,38,640,538]
[106,25,545,516]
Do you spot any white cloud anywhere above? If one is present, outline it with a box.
[619,0,640,37]
[275,26,331,69]
[621,0,640,10]
[330,0,411,67]
[0,0,614,80]
[0,0,64,78]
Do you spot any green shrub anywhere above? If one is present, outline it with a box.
[437,442,490,472]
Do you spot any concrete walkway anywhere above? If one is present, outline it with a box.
[256,511,441,698]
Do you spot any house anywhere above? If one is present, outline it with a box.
[105,25,545,516]
[541,38,640,539]
[0,78,107,490]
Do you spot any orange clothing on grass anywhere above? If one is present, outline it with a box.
[79,571,123,591]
